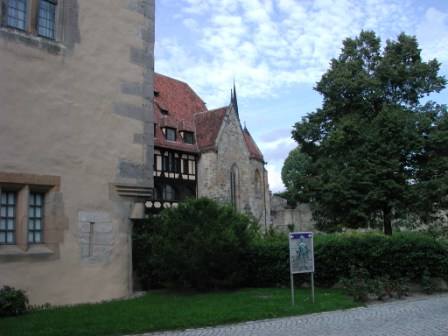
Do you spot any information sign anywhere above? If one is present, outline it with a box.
[289,232,314,274]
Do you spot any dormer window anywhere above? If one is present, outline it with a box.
[165,127,176,141]
[181,131,195,145]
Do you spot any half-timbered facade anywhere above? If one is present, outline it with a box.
[149,73,270,228]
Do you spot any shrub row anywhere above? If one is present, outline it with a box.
[241,232,448,288]
[134,215,448,290]
[313,232,448,286]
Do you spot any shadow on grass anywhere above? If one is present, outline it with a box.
[0,288,361,336]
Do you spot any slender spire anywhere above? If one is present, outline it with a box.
[231,78,239,121]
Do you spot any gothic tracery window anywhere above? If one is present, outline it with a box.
[230,164,239,207]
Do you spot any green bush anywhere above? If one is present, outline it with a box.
[132,214,165,289]
[340,267,373,302]
[134,197,259,290]
[314,232,448,286]
[340,267,410,303]
[0,285,29,317]
[241,233,311,288]
[242,232,448,289]
[134,217,448,291]
[241,240,290,287]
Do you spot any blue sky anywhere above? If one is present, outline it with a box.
[155,0,448,192]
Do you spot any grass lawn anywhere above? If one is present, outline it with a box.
[0,288,361,336]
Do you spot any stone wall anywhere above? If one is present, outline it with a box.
[270,196,315,232]
[0,0,155,305]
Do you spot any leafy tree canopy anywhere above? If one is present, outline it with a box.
[281,147,312,205]
[291,31,447,235]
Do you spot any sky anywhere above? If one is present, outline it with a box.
[154,0,448,193]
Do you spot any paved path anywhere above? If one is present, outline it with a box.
[135,294,448,336]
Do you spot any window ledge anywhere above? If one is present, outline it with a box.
[0,27,64,54]
[0,244,54,256]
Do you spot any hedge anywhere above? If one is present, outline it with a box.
[133,228,448,290]
[314,232,448,286]
[241,232,448,288]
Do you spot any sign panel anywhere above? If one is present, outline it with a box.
[289,232,314,274]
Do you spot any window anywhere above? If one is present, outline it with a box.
[166,127,176,141]
[0,191,16,244]
[162,152,176,172]
[2,0,58,40]
[162,185,176,201]
[230,164,239,207]
[28,193,44,243]
[7,0,27,30]
[0,190,46,245]
[38,0,56,39]
[254,170,262,199]
[183,187,195,199]
[0,173,63,256]
[182,159,189,174]
[183,131,194,144]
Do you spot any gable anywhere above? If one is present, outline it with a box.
[194,107,227,151]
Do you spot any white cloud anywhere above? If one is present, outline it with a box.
[155,0,447,193]
[156,0,422,108]
[260,137,296,162]
[266,163,285,192]
[182,18,199,31]
[417,7,448,65]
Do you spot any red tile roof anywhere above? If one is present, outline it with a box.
[195,107,227,150]
[154,73,206,153]
[154,73,207,119]
[243,127,264,162]
[153,73,265,162]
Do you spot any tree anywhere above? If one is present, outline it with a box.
[280,147,313,205]
[291,31,447,235]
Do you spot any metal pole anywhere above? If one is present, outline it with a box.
[311,272,315,304]
[291,273,295,307]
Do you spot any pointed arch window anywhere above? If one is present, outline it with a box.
[254,169,262,199]
[230,164,239,207]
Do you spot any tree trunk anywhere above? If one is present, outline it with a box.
[383,205,393,235]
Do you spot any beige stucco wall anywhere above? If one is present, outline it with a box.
[0,0,155,305]
[197,107,270,230]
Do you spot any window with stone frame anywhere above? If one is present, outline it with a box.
[6,0,27,30]
[37,0,56,39]
[1,0,58,40]
[0,173,65,257]
[28,192,44,243]
[0,191,16,244]
[0,187,46,245]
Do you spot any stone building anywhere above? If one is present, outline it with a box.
[150,73,270,229]
[0,0,155,305]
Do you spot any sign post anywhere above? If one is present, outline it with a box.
[289,232,315,306]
